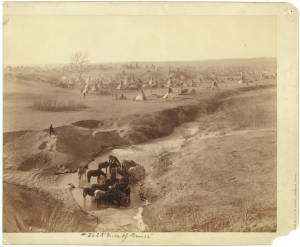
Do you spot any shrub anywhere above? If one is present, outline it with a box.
[31,99,87,112]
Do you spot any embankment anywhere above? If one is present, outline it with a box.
[4,85,273,173]
[141,86,277,232]
[3,182,97,232]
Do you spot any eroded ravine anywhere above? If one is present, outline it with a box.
[57,118,202,232]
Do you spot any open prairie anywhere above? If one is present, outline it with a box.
[3,58,277,232]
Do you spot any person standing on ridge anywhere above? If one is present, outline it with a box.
[49,124,55,136]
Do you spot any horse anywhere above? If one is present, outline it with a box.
[93,177,131,207]
[78,165,88,182]
[83,187,95,199]
[94,190,106,207]
[91,183,109,192]
[87,169,106,183]
[116,160,139,178]
[96,188,130,207]
[98,161,110,175]
[116,177,130,191]
[108,178,131,206]
[109,188,131,207]
[105,178,119,187]
[122,160,138,170]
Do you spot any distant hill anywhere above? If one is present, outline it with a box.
[4,57,276,89]
[5,57,276,69]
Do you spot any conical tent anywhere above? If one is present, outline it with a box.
[135,89,147,101]
[163,92,171,99]
[166,78,172,88]
[148,77,153,86]
[116,80,124,90]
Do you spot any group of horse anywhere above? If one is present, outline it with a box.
[77,155,136,208]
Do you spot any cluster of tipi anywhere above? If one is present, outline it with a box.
[116,77,174,101]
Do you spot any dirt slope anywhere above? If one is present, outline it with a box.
[3,182,97,232]
[142,87,276,231]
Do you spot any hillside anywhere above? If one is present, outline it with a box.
[142,87,276,231]
[3,84,276,232]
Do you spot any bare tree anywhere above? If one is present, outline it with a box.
[70,51,89,79]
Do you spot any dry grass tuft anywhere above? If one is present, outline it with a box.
[151,151,173,177]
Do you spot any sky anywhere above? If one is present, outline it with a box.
[4,15,276,65]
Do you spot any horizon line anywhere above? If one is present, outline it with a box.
[5,56,277,67]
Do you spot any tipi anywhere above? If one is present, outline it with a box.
[135,88,147,101]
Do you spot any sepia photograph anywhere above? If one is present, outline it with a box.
[1,1,298,245]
